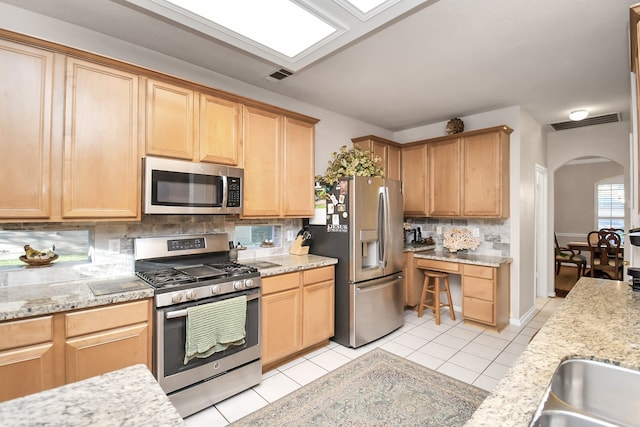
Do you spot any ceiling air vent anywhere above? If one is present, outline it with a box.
[549,113,621,131]
[265,68,294,82]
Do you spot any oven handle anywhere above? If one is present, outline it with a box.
[164,292,259,319]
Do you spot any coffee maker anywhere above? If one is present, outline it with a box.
[627,227,640,291]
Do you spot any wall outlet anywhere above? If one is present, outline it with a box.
[472,228,480,237]
[436,226,442,235]
[108,239,120,254]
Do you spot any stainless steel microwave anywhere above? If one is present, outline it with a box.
[143,156,243,215]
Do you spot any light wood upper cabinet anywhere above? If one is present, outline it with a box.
[242,105,317,218]
[283,116,315,217]
[242,105,281,217]
[428,138,461,216]
[0,40,55,219]
[462,129,510,217]
[63,58,140,219]
[401,143,428,216]
[352,135,402,180]
[199,94,241,165]
[145,78,195,160]
[403,125,511,219]
[144,78,242,166]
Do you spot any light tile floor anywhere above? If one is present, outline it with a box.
[185,297,564,426]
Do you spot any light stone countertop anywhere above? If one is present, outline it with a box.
[413,249,512,267]
[466,278,640,426]
[403,243,436,252]
[239,254,338,277]
[0,364,185,426]
[0,276,153,321]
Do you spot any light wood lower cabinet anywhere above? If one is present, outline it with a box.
[0,299,152,402]
[0,316,56,402]
[406,255,510,331]
[64,300,152,383]
[462,263,510,331]
[261,266,334,370]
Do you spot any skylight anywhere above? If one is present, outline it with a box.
[345,0,390,14]
[164,0,336,58]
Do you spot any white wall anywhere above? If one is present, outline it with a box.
[0,3,392,177]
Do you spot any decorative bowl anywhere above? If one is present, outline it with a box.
[19,254,58,267]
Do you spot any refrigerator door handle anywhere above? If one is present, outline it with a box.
[377,187,390,269]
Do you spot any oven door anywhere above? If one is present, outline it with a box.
[155,288,260,394]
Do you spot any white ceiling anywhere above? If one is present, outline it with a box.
[1,0,635,132]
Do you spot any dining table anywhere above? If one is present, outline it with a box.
[567,240,624,279]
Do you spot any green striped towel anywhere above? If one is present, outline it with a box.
[184,295,247,364]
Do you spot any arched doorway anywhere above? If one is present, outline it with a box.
[552,156,625,296]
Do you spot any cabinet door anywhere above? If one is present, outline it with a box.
[0,316,55,401]
[63,58,139,219]
[282,116,315,217]
[371,139,387,166]
[463,131,509,217]
[401,144,428,216]
[302,280,334,347]
[386,144,401,181]
[145,78,195,160]
[242,105,281,217]
[0,40,54,219]
[261,289,302,366]
[65,323,150,383]
[428,138,461,216]
[199,94,241,165]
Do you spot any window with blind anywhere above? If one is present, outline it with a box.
[595,176,624,232]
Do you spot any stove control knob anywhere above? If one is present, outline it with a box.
[185,290,196,300]
[244,279,254,288]
[210,285,221,295]
[171,293,183,303]
[233,280,244,290]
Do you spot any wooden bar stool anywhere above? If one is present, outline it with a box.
[417,269,455,325]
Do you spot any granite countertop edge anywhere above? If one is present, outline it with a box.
[0,276,154,321]
[239,254,338,277]
[0,364,185,426]
[465,278,640,426]
[412,249,512,267]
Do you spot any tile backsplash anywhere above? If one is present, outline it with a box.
[404,217,510,257]
[1,215,303,287]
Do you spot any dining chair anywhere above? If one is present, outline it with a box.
[587,229,624,280]
[554,233,586,279]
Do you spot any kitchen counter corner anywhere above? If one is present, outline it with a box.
[0,364,185,426]
[466,278,640,426]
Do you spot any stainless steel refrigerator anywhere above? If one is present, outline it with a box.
[307,176,404,348]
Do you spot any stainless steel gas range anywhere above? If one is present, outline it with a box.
[134,233,261,417]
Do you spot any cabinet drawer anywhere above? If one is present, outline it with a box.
[463,277,494,301]
[463,297,494,324]
[0,316,53,351]
[415,258,459,273]
[462,264,494,279]
[65,300,150,338]
[303,266,334,285]
[262,272,300,295]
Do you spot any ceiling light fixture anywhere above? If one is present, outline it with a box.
[569,110,589,121]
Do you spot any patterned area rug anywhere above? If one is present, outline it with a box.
[231,348,488,426]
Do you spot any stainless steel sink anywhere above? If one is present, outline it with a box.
[532,410,617,427]
[532,359,640,427]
